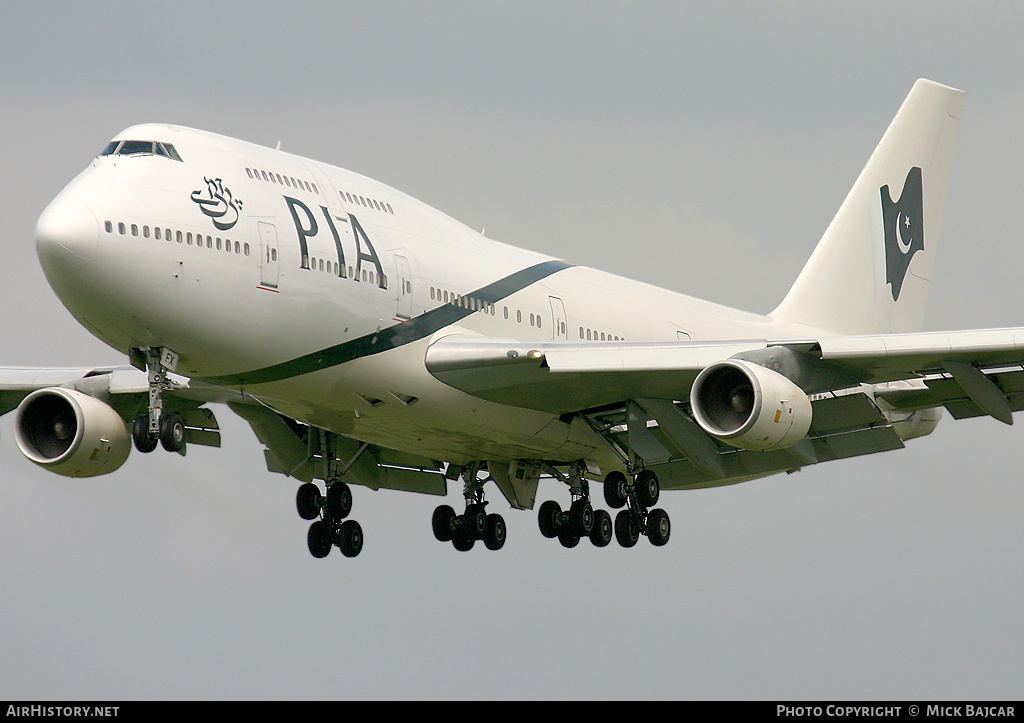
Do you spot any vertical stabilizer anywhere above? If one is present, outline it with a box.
[771,80,963,335]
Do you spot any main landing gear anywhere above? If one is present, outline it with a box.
[432,465,506,552]
[538,467,670,549]
[603,469,670,547]
[537,465,613,548]
[296,431,368,559]
[297,480,363,559]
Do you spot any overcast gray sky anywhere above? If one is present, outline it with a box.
[2,1,1023,700]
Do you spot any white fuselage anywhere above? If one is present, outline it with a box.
[35,124,816,469]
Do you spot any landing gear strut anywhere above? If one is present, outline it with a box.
[432,465,506,552]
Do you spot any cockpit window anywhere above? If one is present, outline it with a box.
[159,142,182,161]
[118,140,155,155]
[99,139,183,161]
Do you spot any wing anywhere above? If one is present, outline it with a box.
[425,328,1024,488]
[0,365,446,494]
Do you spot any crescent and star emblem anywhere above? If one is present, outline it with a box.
[895,212,913,254]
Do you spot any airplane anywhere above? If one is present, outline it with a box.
[6,78,1020,560]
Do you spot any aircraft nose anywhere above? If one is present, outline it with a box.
[35,193,99,271]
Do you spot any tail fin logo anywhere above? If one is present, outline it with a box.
[880,167,923,301]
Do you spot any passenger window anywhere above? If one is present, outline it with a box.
[104,221,112,233]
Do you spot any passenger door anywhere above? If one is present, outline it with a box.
[258,222,280,289]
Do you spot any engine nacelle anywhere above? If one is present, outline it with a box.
[690,359,812,451]
[15,388,131,477]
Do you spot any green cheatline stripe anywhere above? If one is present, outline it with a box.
[203,260,574,386]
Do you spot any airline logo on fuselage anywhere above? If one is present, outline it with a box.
[879,167,923,301]
[283,196,386,288]
[191,177,243,231]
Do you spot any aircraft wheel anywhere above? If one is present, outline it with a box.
[432,504,456,542]
[326,481,352,520]
[538,500,561,539]
[614,510,639,548]
[296,483,321,520]
[635,469,660,508]
[484,513,506,551]
[558,529,580,548]
[307,520,331,558]
[159,413,186,453]
[463,504,487,540]
[646,508,670,546]
[452,531,475,552]
[336,519,363,558]
[603,471,629,509]
[589,509,613,547]
[132,415,157,453]
[569,500,594,537]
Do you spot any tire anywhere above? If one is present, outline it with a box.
[337,519,363,558]
[538,500,561,539]
[603,471,629,509]
[326,481,352,520]
[569,500,594,537]
[589,509,613,548]
[432,504,456,542]
[296,483,321,521]
[452,531,475,551]
[132,414,157,453]
[307,520,331,558]
[463,504,487,540]
[159,413,186,453]
[558,529,580,548]
[484,513,506,551]
[646,508,671,547]
[634,469,660,508]
[614,510,639,548]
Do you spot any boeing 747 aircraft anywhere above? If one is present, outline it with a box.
[6,80,1019,559]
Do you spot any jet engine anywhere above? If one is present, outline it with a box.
[15,388,131,477]
[690,359,812,451]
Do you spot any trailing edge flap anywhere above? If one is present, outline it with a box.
[425,328,1024,417]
